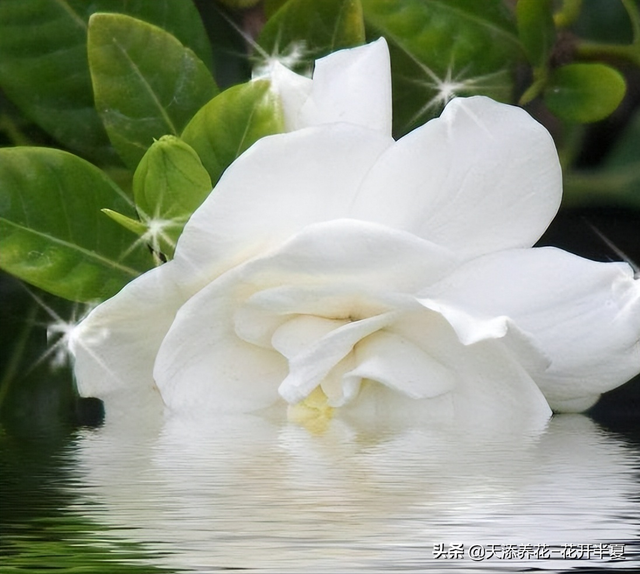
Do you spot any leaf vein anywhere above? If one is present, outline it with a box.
[0,217,142,278]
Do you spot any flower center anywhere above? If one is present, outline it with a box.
[287,385,334,433]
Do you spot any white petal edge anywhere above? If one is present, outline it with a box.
[69,262,184,423]
[173,124,393,292]
[341,314,552,432]
[390,311,552,428]
[424,246,640,410]
[276,311,399,404]
[347,329,457,400]
[351,96,562,259]
[157,219,457,416]
[298,38,392,134]
[268,62,313,131]
[417,297,551,377]
[153,263,288,416]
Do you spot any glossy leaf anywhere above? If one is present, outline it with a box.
[181,80,284,186]
[132,136,213,258]
[111,0,213,70]
[257,0,365,75]
[0,0,212,164]
[544,63,626,123]
[516,0,556,66]
[362,0,521,136]
[0,148,153,302]
[88,13,218,170]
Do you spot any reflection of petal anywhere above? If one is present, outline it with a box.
[69,415,640,572]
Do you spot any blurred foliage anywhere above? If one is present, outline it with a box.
[1,0,640,435]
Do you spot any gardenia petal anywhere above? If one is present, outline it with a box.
[341,312,552,430]
[68,39,634,428]
[276,311,399,404]
[351,96,562,259]
[298,38,392,134]
[69,262,184,423]
[153,263,288,415]
[173,124,393,292]
[230,218,458,293]
[155,217,552,426]
[269,38,392,134]
[417,297,551,377]
[346,329,457,400]
[268,62,312,131]
[156,219,456,416]
[424,247,640,410]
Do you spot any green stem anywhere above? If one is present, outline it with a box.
[575,40,640,66]
[518,66,549,106]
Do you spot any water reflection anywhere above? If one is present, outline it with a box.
[67,415,640,573]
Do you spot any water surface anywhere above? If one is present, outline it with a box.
[2,414,639,573]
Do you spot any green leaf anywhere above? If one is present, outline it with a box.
[362,0,521,136]
[125,1,214,70]
[544,63,626,123]
[88,13,218,170]
[0,148,153,302]
[0,0,115,164]
[516,0,556,67]
[181,80,284,187]
[132,136,213,258]
[0,0,212,165]
[257,0,365,75]
[264,0,291,19]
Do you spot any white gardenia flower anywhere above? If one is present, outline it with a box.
[70,39,640,430]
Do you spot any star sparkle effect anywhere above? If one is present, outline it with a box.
[24,289,96,372]
[403,57,511,129]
